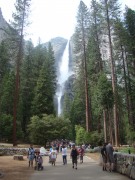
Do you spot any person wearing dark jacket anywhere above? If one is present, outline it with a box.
[70,144,79,169]
[101,143,107,171]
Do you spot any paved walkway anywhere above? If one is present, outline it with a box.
[30,152,130,180]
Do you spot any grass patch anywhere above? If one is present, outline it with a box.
[118,147,135,154]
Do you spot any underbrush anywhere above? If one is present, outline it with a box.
[118,146,135,154]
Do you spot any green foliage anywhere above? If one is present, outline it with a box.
[0,41,10,84]
[0,72,15,114]
[73,0,90,70]
[96,73,114,110]
[0,114,23,142]
[84,130,104,146]
[75,125,103,146]
[31,43,57,116]
[28,114,71,145]
[119,147,135,154]
[0,114,13,141]
[12,0,31,35]
[75,125,86,145]
[126,125,135,144]
[89,131,104,146]
[124,8,135,129]
[19,40,35,133]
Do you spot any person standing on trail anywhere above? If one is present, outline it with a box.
[101,143,107,171]
[78,145,84,163]
[70,144,79,170]
[62,145,67,165]
[106,142,114,172]
[27,144,35,168]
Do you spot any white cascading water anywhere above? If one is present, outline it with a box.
[56,41,70,115]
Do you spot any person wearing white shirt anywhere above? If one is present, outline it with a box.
[62,145,67,165]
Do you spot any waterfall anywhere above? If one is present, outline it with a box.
[56,41,70,115]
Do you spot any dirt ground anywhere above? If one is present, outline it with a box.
[0,156,34,180]
[86,152,100,161]
[0,152,99,180]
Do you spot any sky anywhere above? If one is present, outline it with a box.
[0,0,135,46]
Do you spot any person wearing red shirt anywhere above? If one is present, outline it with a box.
[78,145,84,163]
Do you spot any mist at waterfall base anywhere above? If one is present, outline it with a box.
[56,41,72,116]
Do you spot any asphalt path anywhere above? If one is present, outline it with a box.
[30,151,130,180]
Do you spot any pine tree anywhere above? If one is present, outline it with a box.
[86,0,105,134]
[19,40,35,135]
[11,0,31,146]
[47,42,57,96]
[124,7,135,129]
[32,43,56,116]
[73,0,92,132]
[100,0,121,146]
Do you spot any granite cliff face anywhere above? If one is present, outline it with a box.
[0,8,9,43]
[44,37,68,77]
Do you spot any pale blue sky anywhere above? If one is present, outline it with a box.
[0,0,135,45]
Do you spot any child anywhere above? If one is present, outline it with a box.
[50,151,57,166]
[27,144,35,168]
[35,152,43,170]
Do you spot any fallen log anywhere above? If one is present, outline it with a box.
[13,155,23,160]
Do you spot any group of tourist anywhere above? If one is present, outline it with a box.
[49,143,84,169]
[27,143,84,170]
[27,142,115,172]
[101,142,114,172]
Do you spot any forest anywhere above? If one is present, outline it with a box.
[0,0,135,147]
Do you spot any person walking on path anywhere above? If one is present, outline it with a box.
[62,145,67,165]
[70,144,79,170]
[106,142,114,172]
[101,143,107,171]
[27,144,35,168]
[78,145,84,163]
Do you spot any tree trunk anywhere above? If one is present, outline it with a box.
[81,13,92,132]
[13,1,26,146]
[103,109,107,142]
[105,0,118,146]
[108,110,113,144]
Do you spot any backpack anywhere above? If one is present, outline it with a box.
[71,148,79,156]
[28,148,35,155]
[101,147,106,156]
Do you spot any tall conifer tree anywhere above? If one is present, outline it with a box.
[100,0,120,146]
[11,0,31,146]
[73,0,92,132]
